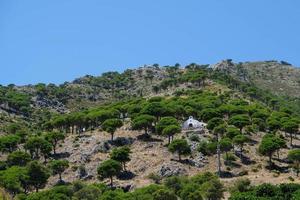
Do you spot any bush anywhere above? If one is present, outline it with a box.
[197,141,217,155]
[238,170,249,176]
[148,173,162,184]
[230,178,251,193]
[189,134,200,142]
[223,152,236,164]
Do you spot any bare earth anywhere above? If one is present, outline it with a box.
[49,124,300,200]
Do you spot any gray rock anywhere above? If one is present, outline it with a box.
[92,141,110,153]
[191,153,207,168]
[158,164,187,177]
[76,165,88,179]
[80,152,91,162]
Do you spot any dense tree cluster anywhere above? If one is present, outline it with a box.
[0,86,32,115]
[230,181,300,200]
[17,172,224,200]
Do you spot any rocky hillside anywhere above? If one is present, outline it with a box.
[2,61,300,115]
[1,60,300,132]
[212,59,300,97]
[1,63,300,200]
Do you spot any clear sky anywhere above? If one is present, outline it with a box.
[1,1,300,85]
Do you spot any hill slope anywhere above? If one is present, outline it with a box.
[212,59,300,97]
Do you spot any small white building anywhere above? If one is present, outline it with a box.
[182,116,206,130]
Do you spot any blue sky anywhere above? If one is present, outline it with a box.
[1,1,300,85]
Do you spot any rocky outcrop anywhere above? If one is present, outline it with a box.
[157,163,187,177]
[33,96,67,113]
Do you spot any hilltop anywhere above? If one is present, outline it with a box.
[212,59,300,97]
[1,60,300,116]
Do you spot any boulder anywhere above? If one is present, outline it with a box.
[158,164,187,177]
[189,153,207,168]
[92,141,110,153]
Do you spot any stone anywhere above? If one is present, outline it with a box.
[92,141,110,153]
[193,153,207,167]
[158,164,187,177]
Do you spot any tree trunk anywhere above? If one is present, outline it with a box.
[123,162,126,171]
[240,146,243,159]
[111,133,114,142]
[110,176,113,188]
[59,173,62,182]
[217,133,221,177]
[178,153,181,161]
[53,145,56,155]
[168,136,171,145]
[290,133,293,148]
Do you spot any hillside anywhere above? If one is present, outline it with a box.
[0,62,300,200]
[212,59,300,98]
[1,60,300,117]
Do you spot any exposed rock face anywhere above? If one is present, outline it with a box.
[211,59,249,82]
[189,153,207,168]
[158,163,187,177]
[92,141,111,153]
[33,96,67,113]
[189,141,199,152]
[211,59,235,72]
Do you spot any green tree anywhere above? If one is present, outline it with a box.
[200,178,224,200]
[220,138,233,160]
[259,135,281,166]
[180,183,202,200]
[156,117,179,134]
[288,149,300,176]
[207,117,225,130]
[49,160,69,182]
[226,126,241,139]
[131,114,155,135]
[162,125,181,144]
[267,119,281,132]
[0,135,20,153]
[24,137,52,159]
[27,161,50,192]
[97,159,122,187]
[0,166,29,195]
[102,119,123,142]
[40,141,52,163]
[44,132,65,154]
[229,114,250,132]
[233,135,249,159]
[73,185,104,200]
[283,121,299,148]
[142,102,167,122]
[200,108,221,121]
[110,146,131,171]
[168,139,191,161]
[153,188,177,200]
[7,151,31,167]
